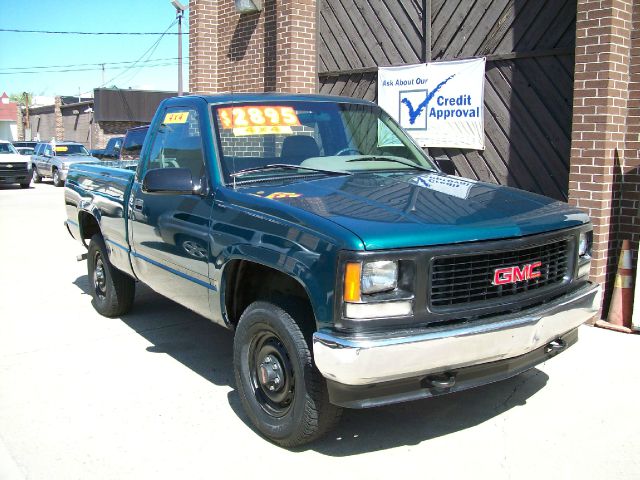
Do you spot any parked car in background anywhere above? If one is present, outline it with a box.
[15,147,35,156]
[119,126,148,161]
[0,140,31,188]
[32,141,98,187]
[92,136,124,160]
[12,141,37,149]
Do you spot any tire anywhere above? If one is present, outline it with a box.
[32,168,42,183]
[20,182,30,189]
[234,301,342,447]
[52,168,64,187]
[87,234,135,317]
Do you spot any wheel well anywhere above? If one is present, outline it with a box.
[78,211,100,246]
[224,260,316,337]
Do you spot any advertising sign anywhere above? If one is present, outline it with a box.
[378,58,486,149]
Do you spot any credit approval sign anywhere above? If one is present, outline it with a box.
[378,58,486,150]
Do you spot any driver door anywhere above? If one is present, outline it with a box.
[128,104,215,318]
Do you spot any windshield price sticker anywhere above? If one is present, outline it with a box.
[233,125,293,136]
[54,146,68,152]
[218,106,301,131]
[164,112,190,124]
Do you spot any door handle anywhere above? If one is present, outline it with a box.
[133,199,144,211]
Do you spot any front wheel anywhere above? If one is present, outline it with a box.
[87,234,135,317]
[234,301,341,447]
[32,168,42,183]
[52,168,64,187]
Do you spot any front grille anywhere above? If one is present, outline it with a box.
[0,163,28,173]
[430,239,570,308]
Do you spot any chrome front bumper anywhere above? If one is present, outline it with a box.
[313,282,601,386]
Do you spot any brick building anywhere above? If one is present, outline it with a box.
[22,88,180,149]
[188,0,639,316]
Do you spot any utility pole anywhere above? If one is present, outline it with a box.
[101,64,105,85]
[171,1,187,96]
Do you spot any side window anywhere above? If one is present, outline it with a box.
[44,145,53,157]
[146,107,205,181]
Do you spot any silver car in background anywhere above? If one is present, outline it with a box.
[32,141,99,187]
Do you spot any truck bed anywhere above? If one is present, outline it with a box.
[64,162,138,275]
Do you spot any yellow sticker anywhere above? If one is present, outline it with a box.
[54,146,68,152]
[164,111,189,124]
[233,126,293,136]
[266,192,302,199]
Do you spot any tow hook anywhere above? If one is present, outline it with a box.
[545,338,566,354]
[76,253,88,262]
[425,373,456,390]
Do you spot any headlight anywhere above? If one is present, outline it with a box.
[579,231,592,257]
[361,260,398,294]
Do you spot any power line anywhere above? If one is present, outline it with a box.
[0,61,184,76]
[0,57,180,72]
[0,28,187,35]
[99,20,178,88]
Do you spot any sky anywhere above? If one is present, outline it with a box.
[0,0,189,99]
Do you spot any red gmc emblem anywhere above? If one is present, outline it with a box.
[493,261,542,286]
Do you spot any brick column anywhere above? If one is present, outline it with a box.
[569,0,634,313]
[275,0,317,93]
[54,96,64,141]
[189,0,317,94]
[189,0,219,94]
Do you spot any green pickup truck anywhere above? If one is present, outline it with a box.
[64,94,600,446]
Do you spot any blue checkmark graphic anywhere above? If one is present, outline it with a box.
[401,74,456,125]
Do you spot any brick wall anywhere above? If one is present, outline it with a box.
[569,0,637,314]
[189,0,317,94]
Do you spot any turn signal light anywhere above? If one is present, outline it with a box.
[343,262,362,302]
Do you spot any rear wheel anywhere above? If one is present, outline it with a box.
[234,301,341,447]
[87,234,135,317]
[52,168,64,187]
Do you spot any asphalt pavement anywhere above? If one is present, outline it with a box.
[1,181,639,480]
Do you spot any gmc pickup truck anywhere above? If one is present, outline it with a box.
[64,94,600,447]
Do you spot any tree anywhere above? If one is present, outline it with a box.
[8,92,34,105]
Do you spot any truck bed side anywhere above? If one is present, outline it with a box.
[64,162,137,277]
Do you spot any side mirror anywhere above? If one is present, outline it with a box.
[142,167,195,195]
[435,158,457,176]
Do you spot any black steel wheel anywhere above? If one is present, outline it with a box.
[87,234,135,317]
[234,301,341,447]
[248,330,295,418]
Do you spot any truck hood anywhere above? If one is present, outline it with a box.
[0,154,27,164]
[240,172,589,250]
[59,155,99,165]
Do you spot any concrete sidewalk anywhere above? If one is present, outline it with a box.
[1,182,638,480]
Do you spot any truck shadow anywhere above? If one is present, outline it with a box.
[74,275,548,455]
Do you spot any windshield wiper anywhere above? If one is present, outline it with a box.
[230,163,351,179]
[346,156,435,172]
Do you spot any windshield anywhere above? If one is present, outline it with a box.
[0,143,18,155]
[211,101,435,183]
[54,144,89,156]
